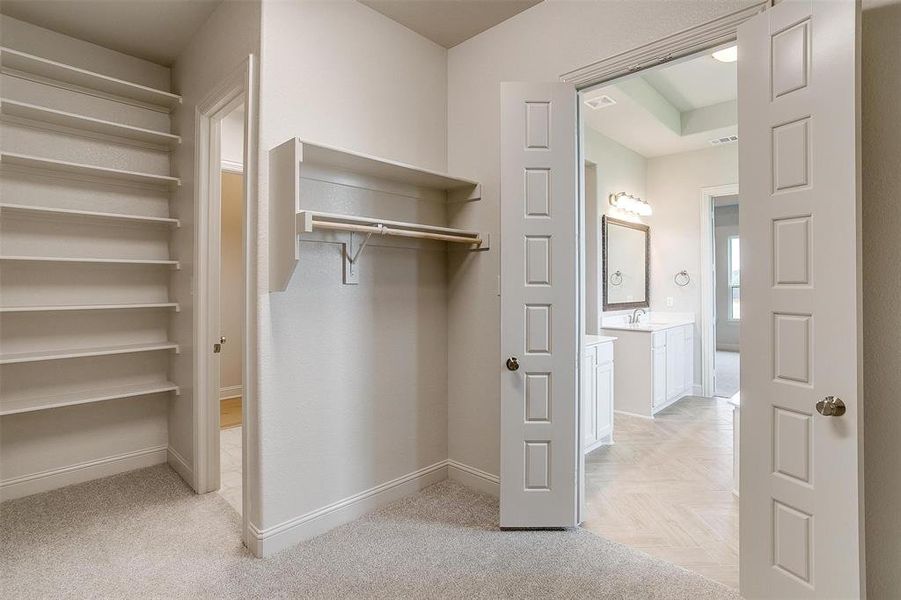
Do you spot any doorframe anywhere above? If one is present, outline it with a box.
[699,183,739,397]
[193,55,258,547]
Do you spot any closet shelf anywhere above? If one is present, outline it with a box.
[1,98,181,146]
[298,211,486,246]
[0,152,181,188]
[0,255,180,268]
[0,341,179,365]
[0,203,180,227]
[0,381,180,416]
[0,47,182,111]
[0,302,179,313]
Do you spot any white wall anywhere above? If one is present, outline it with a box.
[256,0,449,541]
[713,202,739,350]
[221,108,245,169]
[861,0,901,596]
[169,0,261,501]
[446,0,756,479]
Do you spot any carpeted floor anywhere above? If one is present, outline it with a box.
[0,465,740,599]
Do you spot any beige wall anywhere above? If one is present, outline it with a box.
[862,0,901,596]
[256,0,449,536]
[220,172,244,395]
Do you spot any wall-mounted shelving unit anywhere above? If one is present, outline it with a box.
[0,302,179,313]
[0,341,180,365]
[0,255,180,268]
[1,98,181,146]
[0,46,182,111]
[0,203,180,227]
[0,152,181,188]
[269,137,486,291]
[0,381,180,417]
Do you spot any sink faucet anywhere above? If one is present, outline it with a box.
[629,308,646,324]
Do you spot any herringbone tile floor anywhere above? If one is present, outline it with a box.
[582,396,739,589]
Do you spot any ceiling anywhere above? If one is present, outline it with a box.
[0,0,222,66]
[582,50,737,158]
[359,0,543,48]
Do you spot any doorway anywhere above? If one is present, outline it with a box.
[577,45,740,589]
[712,195,739,399]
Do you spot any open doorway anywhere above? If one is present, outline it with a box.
[216,105,245,514]
[578,45,740,588]
[712,195,740,399]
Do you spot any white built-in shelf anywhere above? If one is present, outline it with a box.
[269,137,484,292]
[0,302,179,313]
[0,47,182,111]
[0,341,179,365]
[0,202,180,227]
[0,152,181,188]
[0,381,180,416]
[0,255,180,268]
[1,98,181,146]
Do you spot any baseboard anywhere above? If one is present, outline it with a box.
[166,446,194,488]
[0,445,168,502]
[716,343,740,352]
[692,384,703,396]
[447,459,500,497]
[247,460,449,557]
[614,409,654,420]
[220,385,243,400]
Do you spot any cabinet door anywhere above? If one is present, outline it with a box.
[595,359,613,438]
[582,347,597,446]
[653,345,667,407]
[665,329,684,401]
[683,325,694,396]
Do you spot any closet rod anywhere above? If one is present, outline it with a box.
[298,211,483,246]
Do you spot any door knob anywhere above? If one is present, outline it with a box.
[213,337,227,354]
[816,396,846,417]
[506,357,520,371]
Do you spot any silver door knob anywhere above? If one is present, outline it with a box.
[816,396,846,417]
[213,337,227,354]
[506,357,520,371]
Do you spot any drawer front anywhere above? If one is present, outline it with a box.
[652,331,666,348]
[595,341,614,365]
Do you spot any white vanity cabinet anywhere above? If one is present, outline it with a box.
[602,319,695,418]
[583,336,616,453]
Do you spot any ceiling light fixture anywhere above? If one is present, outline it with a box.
[712,45,738,63]
[609,192,652,217]
[584,95,617,110]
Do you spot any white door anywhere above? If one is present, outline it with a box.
[739,1,863,597]
[500,82,578,528]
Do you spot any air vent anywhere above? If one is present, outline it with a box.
[709,135,739,146]
[584,95,616,110]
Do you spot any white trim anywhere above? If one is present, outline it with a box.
[700,184,739,398]
[220,385,243,400]
[220,159,244,174]
[447,459,500,497]
[246,460,449,557]
[167,446,193,483]
[614,409,655,421]
[0,445,167,501]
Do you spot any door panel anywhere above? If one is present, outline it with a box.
[500,82,578,527]
[653,345,666,408]
[596,359,613,437]
[739,1,862,597]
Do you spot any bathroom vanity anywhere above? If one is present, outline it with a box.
[583,335,616,452]
[601,315,695,418]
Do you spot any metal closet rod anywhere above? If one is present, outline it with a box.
[299,211,484,246]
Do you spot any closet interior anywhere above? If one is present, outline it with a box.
[0,18,183,499]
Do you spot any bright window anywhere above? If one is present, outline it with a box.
[728,236,740,320]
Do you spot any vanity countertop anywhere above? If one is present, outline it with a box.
[601,318,694,333]
[585,334,617,346]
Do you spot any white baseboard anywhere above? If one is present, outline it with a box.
[447,459,500,497]
[716,343,740,352]
[0,445,168,502]
[247,460,449,557]
[167,446,194,487]
[220,385,243,400]
[614,409,654,420]
[692,384,704,396]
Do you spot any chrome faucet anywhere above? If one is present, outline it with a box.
[629,308,646,324]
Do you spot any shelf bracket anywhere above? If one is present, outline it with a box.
[343,227,382,284]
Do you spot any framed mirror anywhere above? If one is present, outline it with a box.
[602,216,649,311]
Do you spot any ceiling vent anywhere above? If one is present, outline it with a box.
[709,135,739,146]
[584,95,616,110]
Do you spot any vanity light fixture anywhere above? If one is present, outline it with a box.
[712,45,738,63]
[609,192,652,216]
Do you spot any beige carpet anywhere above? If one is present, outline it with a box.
[0,465,740,599]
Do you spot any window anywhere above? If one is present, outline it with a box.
[728,236,740,320]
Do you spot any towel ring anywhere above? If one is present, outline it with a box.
[674,270,690,287]
[610,270,623,286]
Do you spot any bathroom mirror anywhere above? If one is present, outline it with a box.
[602,216,649,311]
